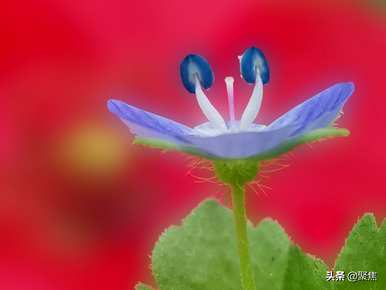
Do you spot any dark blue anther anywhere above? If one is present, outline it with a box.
[240,47,270,85]
[180,54,214,94]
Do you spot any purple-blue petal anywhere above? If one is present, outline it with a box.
[268,82,354,136]
[107,99,193,144]
[184,125,297,159]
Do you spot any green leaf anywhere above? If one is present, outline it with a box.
[135,283,153,290]
[333,214,386,289]
[152,200,241,290]
[249,220,331,290]
[151,199,331,290]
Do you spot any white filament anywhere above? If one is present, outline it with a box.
[239,72,263,130]
[225,76,236,123]
[194,77,227,131]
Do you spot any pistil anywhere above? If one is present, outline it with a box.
[225,76,236,126]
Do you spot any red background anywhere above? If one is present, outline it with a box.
[1,0,386,289]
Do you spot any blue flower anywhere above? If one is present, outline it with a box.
[107,47,354,160]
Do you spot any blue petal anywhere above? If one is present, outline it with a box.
[268,82,354,136]
[184,125,297,159]
[240,47,270,85]
[180,54,214,93]
[107,99,193,144]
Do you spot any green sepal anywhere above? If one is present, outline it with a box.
[134,127,350,161]
[213,159,259,185]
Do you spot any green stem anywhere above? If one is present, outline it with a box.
[231,183,256,290]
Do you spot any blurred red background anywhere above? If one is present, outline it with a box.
[1,0,386,289]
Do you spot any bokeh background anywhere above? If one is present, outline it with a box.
[1,0,386,289]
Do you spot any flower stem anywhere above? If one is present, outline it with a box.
[231,183,256,290]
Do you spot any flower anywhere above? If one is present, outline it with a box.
[107,47,354,161]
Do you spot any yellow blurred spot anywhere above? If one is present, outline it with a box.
[57,122,132,178]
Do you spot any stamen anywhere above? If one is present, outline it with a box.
[194,77,227,131]
[225,76,236,123]
[240,71,263,130]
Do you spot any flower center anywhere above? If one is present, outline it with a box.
[193,74,264,134]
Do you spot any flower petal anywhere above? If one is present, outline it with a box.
[268,82,354,136]
[135,127,349,160]
[107,99,193,144]
[184,125,297,159]
[254,127,350,161]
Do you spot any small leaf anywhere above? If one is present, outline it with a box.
[135,282,154,290]
[151,199,331,290]
[334,214,386,289]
